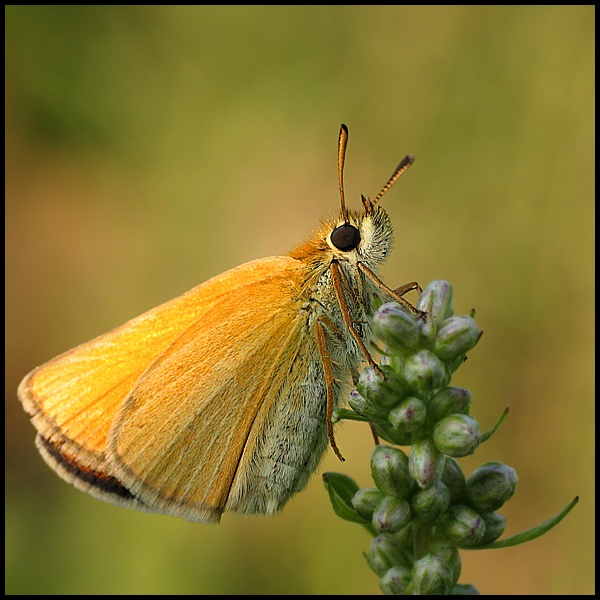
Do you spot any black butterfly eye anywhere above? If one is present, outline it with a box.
[330,224,361,251]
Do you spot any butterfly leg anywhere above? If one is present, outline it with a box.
[330,261,381,371]
[316,316,345,462]
[394,280,422,296]
[358,262,424,318]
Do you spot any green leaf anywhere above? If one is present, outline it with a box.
[480,407,509,443]
[322,472,377,535]
[465,496,579,550]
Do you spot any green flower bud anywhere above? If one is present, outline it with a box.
[427,386,472,425]
[403,350,450,397]
[411,554,454,595]
[379,565,412,595]
[434,316,480,361]
[450,583,480,594]
[417,280,454,325]
[348,389,386,420]
[374,302,423,353]
[366,534,412,577]
[357,365,406,413]
[418,311,437,342]
[441,457,467,503]
[443,504,486,546]
[372,496,412,534]
[347,388,369,414]
[372,420,414,446]
[394,520,414,548]
[409,480,452,523]
[465,462,518,512]
[429,540,462,586]
[371,445,413,497]
[351,488,385,521]
[433,414,481,457]
[478,511,507,545]
[388,396,427,433]
[409,437,446,489]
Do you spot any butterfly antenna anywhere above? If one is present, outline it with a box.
[338,124,349,223]
[371,153,415,207]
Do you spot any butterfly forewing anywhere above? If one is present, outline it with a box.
[108,261,309,521]
[19,256,318,522]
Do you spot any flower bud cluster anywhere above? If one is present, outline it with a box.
[350,281,481,454]
[340,281,518,594]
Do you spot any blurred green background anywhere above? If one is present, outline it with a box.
[5,6,594,595]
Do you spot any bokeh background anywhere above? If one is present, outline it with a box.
[5,6,594,595]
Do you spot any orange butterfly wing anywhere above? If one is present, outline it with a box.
[18,256,312,521]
